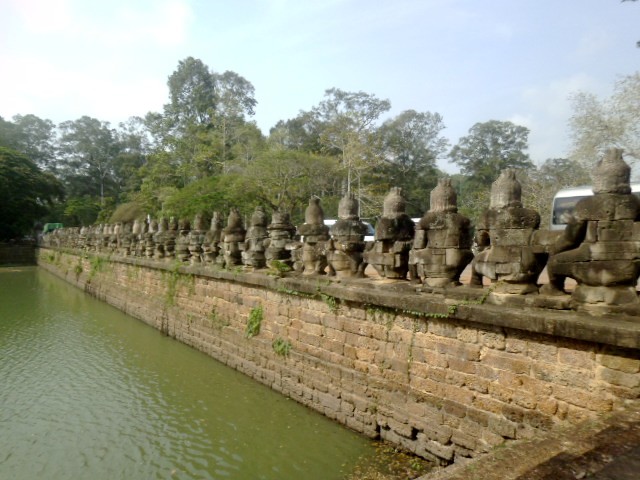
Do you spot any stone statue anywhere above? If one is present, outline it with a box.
[265,210,297,268]
[175,218,191,262]
[144,219,157,259]
[163,217,178,261]
[222,208,246,268]
[471,169,545,294]
[365,187,415,279]
[409,179,473,287]
[297,197,330,275]
[154,218,168,260]
[202,212,223,265]
[326,193,368,278]
[188,213,206,264]
[541,148,640,309]
[118,222,134,257]
[242,206,269,268]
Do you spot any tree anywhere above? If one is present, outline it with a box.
[449,120,533,187]
[520,158,591,228]
[311,88,391,194]
[0,115,57,172]
[568,72,640,169]
[234,150,342,218]
[379,110,449,215]
[0,147,63,239]
[58,116,122,206]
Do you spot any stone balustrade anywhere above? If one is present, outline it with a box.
[41,148,640,316]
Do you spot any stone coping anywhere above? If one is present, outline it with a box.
[41,247,640,349]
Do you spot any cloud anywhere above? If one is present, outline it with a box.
[6,0,74,34]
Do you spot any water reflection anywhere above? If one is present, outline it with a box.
[0,267,375,479]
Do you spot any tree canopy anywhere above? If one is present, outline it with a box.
[2,57,632,233]
[0,147,63,240]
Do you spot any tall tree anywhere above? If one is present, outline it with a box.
[58,116,121,205]
[379,109,448,215]
[449,120,533,187]
[311,88,391,194]
[0,147,63,239]
[568,72,640,168]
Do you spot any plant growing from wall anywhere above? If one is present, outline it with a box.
[320,292,339,314]
[272,337,292,357]
[208,306,229,330]
[245,305,263,338]
[268,260,293,277]
[89,255,109,279]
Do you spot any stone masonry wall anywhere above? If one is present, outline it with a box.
[37,248,640,465]
[0,243,36,265]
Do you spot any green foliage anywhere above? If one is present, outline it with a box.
[88,255,108,279]
[245,305,263,338]
[378,109,449,216]
[56,195,101,227]
[0,146,64,239]
[164,260,183,306]
[272,337,292,357]
[109,201,145,223]
[450,120,533,188]
[320,293,339,314]
[268,260,293,277]
[568,72,640,167]
[161,175,237,219]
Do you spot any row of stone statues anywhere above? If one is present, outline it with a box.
[42,149,640,311]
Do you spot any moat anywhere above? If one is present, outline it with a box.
[0,267,388,480]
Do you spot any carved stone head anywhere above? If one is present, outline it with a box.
[250,206,268,227]
[338,193,359,220]
[382,187,406,219]
[305,197,325,225]
[429,178,457,213]
[593,148,631,194]
[490,169,522,209]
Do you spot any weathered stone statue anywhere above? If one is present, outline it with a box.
[110,223,120,253]
[188,213,206,264]
[154,218,168,259]
[202,212,223,265]
[297,197,330,275]
[471,169,545,294]
[132,219,143,257]
[365,187,415,279]
[242,206,269,268]
[222,208,246,268]
[118,222,134,257]
[145,219,157,259]
[175,219,191,262]
[541,148,640,309]
[163,217,178,261]
[409,179,474,287]
[265,210,297,269]
[326,193,368,278]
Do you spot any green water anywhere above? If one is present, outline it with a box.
[0,267,377,480]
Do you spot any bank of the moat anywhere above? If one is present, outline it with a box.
[37,247,640,473]
[2,267,407,480]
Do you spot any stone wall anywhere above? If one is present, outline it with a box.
[37,247,640,465]
[0,242,36,265]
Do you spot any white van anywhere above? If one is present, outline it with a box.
[550,183,640,230]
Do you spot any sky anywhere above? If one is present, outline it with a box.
[0,0,638,173]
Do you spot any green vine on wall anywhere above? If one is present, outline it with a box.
[268,260,293,277]
[245,305,263,338]
[89,255,109,279]
[319,293,339,314]
[272,337,292,357]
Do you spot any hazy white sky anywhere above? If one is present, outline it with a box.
[1,0,638,172]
